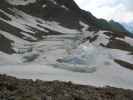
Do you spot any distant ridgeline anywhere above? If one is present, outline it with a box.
[79,10,132,37]
[94,19,133,37]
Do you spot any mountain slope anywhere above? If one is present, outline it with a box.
[0,0,98,64]
[95,19,129,33]
[0,0,133,89]
[122,22,133,33]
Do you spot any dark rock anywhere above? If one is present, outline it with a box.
[0,74,133,100]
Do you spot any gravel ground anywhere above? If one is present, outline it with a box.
[0,74,133,100]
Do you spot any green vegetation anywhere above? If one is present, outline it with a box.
[96,19,129,33]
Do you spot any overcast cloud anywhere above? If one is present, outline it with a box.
[74,0,133,23]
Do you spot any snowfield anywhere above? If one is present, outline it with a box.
[0,39,133,89]
[0,3,133,90]
[0,61,133,90]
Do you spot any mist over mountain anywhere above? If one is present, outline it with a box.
[121,22,133,33]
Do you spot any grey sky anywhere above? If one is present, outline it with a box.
[74,0,133,23]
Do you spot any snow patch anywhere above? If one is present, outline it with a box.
[0,52,22,65]
[49,0,57,5]
[125,36,133,46]
[0,30,29,44]
[0,8,79,34]
[91,31,110,46]
[0,62,133,89]
[42,4,47,8]
[61,5,69,10]
[6,0,36,5]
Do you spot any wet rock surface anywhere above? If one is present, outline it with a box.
[0,74,133,100]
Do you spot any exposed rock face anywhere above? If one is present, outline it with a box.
[0,74,133,100]
[0,34,15,54]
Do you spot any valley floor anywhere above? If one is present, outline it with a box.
[0,74,133,100]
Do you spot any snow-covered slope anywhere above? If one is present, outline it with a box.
[0,0,133,89]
